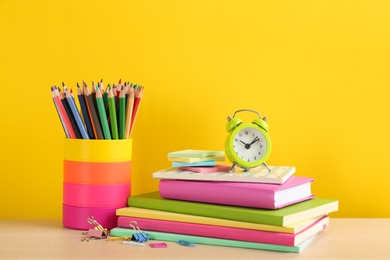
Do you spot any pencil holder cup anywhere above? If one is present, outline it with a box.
[62,138,132,230]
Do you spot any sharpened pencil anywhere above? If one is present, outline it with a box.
[108,86,118,139]
[63,85,89,139]
[96,86,111,140]
[118,87,126,139]
[125,84,134,139]
[84,81,104,139]
[59,87,82,139]
[129,85,143,137]
[77,83,95,139]
[51,86,73,138]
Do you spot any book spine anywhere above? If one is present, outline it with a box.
[159,180,277,209]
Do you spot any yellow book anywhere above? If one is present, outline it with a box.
[116,206,327,234]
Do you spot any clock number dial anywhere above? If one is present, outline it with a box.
[233,128,267,163]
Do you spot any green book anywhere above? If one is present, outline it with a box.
[110,227,317,253]
[127,192,338,227]
[168,149,224,158]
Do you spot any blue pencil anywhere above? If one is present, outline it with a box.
[76,83,95,139]
[63,84,89,139]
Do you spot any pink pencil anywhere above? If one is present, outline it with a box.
[129,85,143,137]
[51,86,76,138]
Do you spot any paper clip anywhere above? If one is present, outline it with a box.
[129,220,150,243]
[81,216,108,241]
[87,216,108,238]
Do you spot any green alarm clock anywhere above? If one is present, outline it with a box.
[225,109,272,172]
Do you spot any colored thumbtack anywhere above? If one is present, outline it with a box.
[177,240,195,247]
[149,242,168,248]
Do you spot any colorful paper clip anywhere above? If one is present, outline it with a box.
[129,220,150,243]
[87,216,108,237]
[81,216,108,241]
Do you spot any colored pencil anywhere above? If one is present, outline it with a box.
[129,85,144,137]
[51,79,143,139]
[63,85,89,139]
[51,86,74,138]
[125,84,134,139]
[59,88,82,139]
[117,79,122,98]
[77,83,95,139]
[84,81,104,139]
[96,86,112,140]
[108,86,118,139]
[118,87,126,139]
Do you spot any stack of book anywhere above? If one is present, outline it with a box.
[110,150,338,253]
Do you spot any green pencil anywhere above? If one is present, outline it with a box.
[108,86,118,139]
[95,86,111,140]
[118,87,126,139]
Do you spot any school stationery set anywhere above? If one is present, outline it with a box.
[111,148,339,253]
[51,79,142,230]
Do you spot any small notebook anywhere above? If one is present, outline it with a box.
[168,149,224,158]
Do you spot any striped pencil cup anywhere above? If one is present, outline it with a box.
[62,138,132,230]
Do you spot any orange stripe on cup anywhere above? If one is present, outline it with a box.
[64,160,132,184]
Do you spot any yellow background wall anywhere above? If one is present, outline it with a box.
[1,0,389,219]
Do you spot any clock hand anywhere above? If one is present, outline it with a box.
[239,140,248,146]
[249,136,259,146]
[239,140,251,149]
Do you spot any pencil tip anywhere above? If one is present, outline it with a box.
[76,82,80,88]
[62,82,65,87]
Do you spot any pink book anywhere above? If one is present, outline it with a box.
[117,215,329,246]
[159,176,314,209]
[178,164,231,173]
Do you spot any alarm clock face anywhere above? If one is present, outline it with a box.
[232,127,268,164]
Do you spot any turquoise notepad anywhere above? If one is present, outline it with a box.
[110,228,317,253]
[172,160,216,167]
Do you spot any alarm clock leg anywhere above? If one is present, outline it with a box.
[229,163,237,173]
[263,162,271,173]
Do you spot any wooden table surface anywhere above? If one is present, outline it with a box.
[0,218,389,259]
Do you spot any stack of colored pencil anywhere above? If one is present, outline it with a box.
[51,80,144,139]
